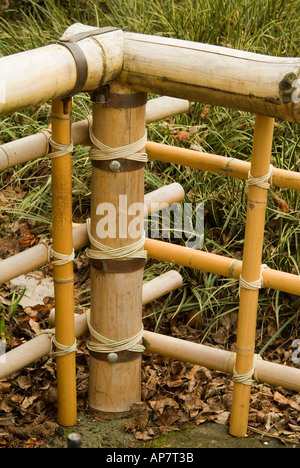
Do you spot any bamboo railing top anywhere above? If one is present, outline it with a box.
[0,23,299,122]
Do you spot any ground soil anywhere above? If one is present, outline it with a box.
[42,413,297,449]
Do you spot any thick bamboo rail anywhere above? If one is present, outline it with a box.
[0,271,183,380]
[50,98,77,426]
[0,96,189,171]
[120,32,300,123]
[0,23,299,123]
[0,25,124,116]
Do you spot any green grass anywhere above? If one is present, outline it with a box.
[0,0,299,356]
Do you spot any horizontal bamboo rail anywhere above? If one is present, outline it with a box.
[3,310,299,393]
[120,32,300,123]
[146,142,300,192]
[1,120,299,193]
[0,23,299,122]
[0,96,189,171]
[0,25,124,116]
[2,225,299,298]
[0,271,183,380]
[144,238,300,297]
[0,183,184,284]
[142,331,300,393]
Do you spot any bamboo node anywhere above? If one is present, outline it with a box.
[239,264,269,290]
[86,310,145,354]
[247,164,273,189]
[87,115,147,163]
[85,218,147,260]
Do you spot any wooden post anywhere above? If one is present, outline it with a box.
[51,98,77,426]
[229,114,275,437]
[87,83,147,412]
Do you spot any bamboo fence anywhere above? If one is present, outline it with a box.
[0,23,299,436]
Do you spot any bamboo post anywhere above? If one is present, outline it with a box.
[87,82,147,412]
[50,98,77,426]
[229,115,275,437]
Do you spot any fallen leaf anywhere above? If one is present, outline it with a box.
[29,318,41,335]
[171,130,190,141]
[274,195,289,212]
[157,407,179,427]
[18,233,36,248]
[274,391,300,410]
[200,106,211,119]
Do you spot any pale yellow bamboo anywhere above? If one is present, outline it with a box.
[0,271,183,380]
[2,25,300,122]
[121,32,300,123]
[0,96,189,171]
[0,25,124,117]
[3,319,300,393]
[229,115,275,438]
[142,331,300,392]
[51,98,77,427]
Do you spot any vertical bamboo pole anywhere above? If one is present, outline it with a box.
[88,83,147,412]
[51,98,77,426]
[229,114,275,437]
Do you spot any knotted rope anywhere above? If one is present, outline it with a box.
[247,164,273,190]
[87,115,147,163]
[85,218,147,260]
[86,310,145,354]
[40,329,77,358]
[232,354,262,386]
